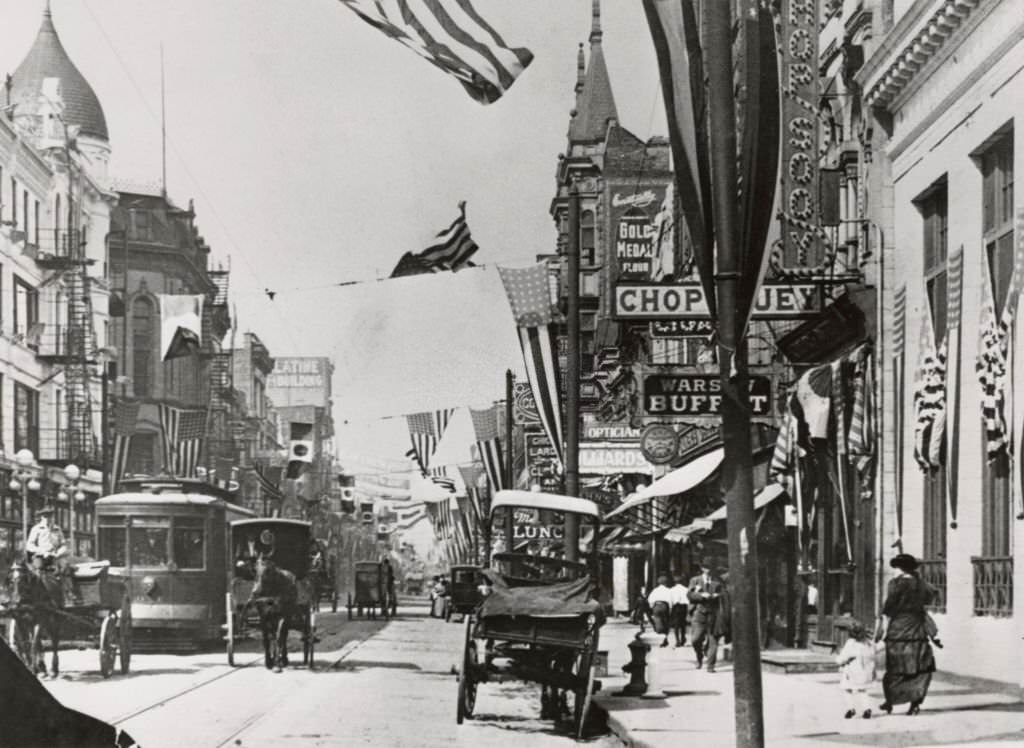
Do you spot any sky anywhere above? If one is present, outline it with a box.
[1,0,668,465]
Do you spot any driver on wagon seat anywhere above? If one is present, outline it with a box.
[26,505,67,572]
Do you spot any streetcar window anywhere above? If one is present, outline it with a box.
[173,518,205,570]
[98,516,127,567]
[129,517,170,568]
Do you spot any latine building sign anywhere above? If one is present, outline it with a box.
[643,374,772,416]
[613,283,820,319]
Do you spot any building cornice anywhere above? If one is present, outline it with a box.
[858,0,986,112]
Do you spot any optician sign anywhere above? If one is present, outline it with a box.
[613,283,821,319]
[643,374,772,416]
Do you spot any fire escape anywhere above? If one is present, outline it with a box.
[204,268,236,462]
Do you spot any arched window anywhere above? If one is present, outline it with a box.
[132,297,155,397]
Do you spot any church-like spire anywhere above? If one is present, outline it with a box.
[590,0,602,43]
[568,0,617,143]
[575,43,585,94]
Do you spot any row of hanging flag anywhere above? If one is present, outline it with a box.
[906,218,1024,531]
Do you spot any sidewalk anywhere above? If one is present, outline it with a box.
[592,617,1024,747]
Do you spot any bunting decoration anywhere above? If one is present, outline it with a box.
[337,1,533,105]
[498,264,563,469]
[977,258,1010,460]
[768,410,799,499]
[892,285,907,545]
[391,202,480,276]
[1008,212,1024,521]
[945,247,964,527]
[405,412,437,472]
[110,400,140,493]
[830,359,853,563]
[642,0,714,314]
[157,404,206,478]
[848,350,876,483]
[429,466,456,493]
[396,503,427,531]
[158,294,204,360]
[471,406,505,493]
[913,308,946,472]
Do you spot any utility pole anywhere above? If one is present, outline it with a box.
[705,2,764,746]
[563,182,581,562]
[505,369,515,551]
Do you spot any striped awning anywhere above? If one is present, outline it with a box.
[664,483,786,543]
[604,448,724,520]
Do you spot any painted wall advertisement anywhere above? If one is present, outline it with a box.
[643,374,772,416]
[609,185,666,280]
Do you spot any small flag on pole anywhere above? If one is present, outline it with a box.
[391,202,479,277]
[157,404,206,478]
[337,1,533,104]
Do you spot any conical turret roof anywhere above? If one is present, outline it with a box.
[9,3,109,142]
[568,0,618,143]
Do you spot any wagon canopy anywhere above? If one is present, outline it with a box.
[231,518,313,578]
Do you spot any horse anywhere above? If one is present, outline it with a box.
[249,554,304,673]
[6,560,64,678]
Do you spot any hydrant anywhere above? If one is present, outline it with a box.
[635,630,668,698]
[616,635,650,696]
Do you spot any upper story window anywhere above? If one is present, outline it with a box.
[130,211,152,241]
[13,276,39,340]
[14,382,39,455]
[580,210,596,265]
[10,178,17,229]
[132,297,155,397]
[918,178,949,339]
[981,128,1014,313]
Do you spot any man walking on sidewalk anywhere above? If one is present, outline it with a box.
[687,557,723,672]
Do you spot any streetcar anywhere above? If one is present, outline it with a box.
[95,478,257,650]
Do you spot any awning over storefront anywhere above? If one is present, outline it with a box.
[664,482,786,543]
[604,447,724,520]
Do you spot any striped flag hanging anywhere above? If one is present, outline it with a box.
[337,1,532,104]
[892,285,907,545]
[405,412,437,472]
[157,404,207,478]
[471,406,505,493]
[110,400,140,493]
[946,247,964,528]
[429,466,457,493]
[498,264,563,470]
[433,408,456,440]
[913,308,945,472]
[848,348,875,481]
[391,202,480,277]
[977,257,1010,460]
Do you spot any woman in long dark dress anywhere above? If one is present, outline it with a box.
[876,553,936,715]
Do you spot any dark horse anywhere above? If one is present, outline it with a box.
[249,554,304,673]
[6,561,64,678]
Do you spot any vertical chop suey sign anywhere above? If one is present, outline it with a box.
[780,0,822,268]
[611,186,666,279]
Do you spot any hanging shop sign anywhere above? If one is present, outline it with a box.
[582,414,642,442]
[779,0,823,270]
[579,443,654,475]
[650,319,715,338]
[610,184,666,280]
[675,423,721,460]
[525,430,561,492]
[613,283,821,319]
[513,382,541,425]
[643,374,772,416]
[639,424,679,465]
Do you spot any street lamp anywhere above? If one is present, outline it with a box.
[9,448,41,553]
[58,463,83,555]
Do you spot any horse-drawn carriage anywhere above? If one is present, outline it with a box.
[456,490,604,740]
[446,565,482,622]
[225,518,316,671]
[307,540,338,612]
[2,559,132,679]
[346,560,394,620]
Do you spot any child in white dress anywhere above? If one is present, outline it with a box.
[835,620,877,719]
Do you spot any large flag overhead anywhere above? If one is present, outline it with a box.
[471,405,505,494]
[391,202,480,277]
[338,1,533,104]
[405,412,438,472]
[110,400,140,493]
[158,404,206,478]
[643,0,714,316]
[498,263,563,469]
[159,294,203,360]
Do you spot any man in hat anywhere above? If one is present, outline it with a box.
[687,556,724,671]
[26,505,67,572]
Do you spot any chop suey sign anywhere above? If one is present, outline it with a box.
[613,283,820,319]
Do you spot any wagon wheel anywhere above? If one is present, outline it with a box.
[29,623,45,675]
[302,609,315,668]
[274,617,288,671]
[99,614,117,678]
[573,632,599,740]
[226,593,236,666]
[456,617,478,724]
[119,594,133,675]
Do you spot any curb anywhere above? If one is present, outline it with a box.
[593,694,657,748]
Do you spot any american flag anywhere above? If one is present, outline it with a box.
[391,203,479,276]
[946,248,964,527]
[405,412,437,472]
[429,466,456,493]
[337,1,532,104]
[158,404,206,478]
[110,400,140,493]
[471,406,505,493]
[977,266,1010,460]
[498,264,563,469]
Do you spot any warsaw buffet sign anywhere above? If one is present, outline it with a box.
[613,283,821,319]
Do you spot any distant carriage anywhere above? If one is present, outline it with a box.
[446,565,482,622]
[346,561,393,620]
[226,518,317,670]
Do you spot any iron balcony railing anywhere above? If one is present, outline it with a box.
[972,556,1013,618]
[35,229,86,262]
[919,559,947,614]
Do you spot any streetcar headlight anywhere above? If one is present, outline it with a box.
[142,576,157,596]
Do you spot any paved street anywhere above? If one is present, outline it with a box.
[37,603,621,747]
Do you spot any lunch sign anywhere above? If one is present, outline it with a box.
[613,283,821,319]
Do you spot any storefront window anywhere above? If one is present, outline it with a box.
[98,516,127,567]
[129,517,170,567]
[173,518,206,570]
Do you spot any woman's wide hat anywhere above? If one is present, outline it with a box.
[889,553,920,572]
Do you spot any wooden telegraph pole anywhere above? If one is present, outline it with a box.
[705,2,765,746]
[563,182,581,562]
[505,369,515,551]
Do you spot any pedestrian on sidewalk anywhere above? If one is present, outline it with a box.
[669,574,689,647]
[630,585,651,632]
[835,620,876,719]
[876,553,937,716]
[647,575,674,648]
[687,557,723,671]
